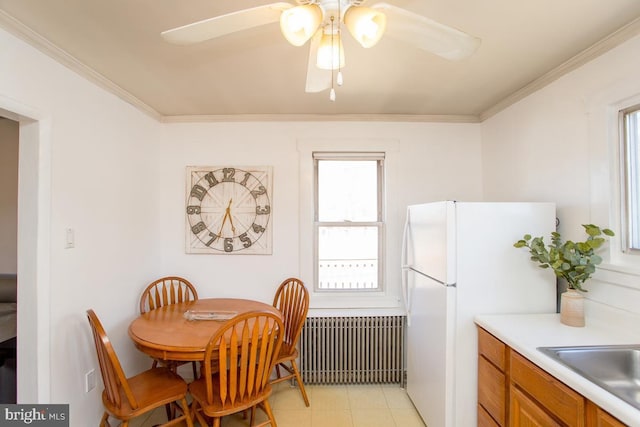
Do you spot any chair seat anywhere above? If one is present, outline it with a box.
[275,343,298,363]
[189,373,274,417]
[87,309,193,427]
[104,367,188,420]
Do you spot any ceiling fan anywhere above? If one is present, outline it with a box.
[161,0,480,100]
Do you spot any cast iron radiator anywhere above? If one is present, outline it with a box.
[299,315,406,385]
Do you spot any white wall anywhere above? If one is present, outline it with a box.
[0,118,18,274]
[1,27,161,422]
[482,34,640,315]
[158,123,483,311]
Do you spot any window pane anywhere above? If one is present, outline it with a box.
[625,108,640,250]
[318,160,378,222]
[318,226,378,289]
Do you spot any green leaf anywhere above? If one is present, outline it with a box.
[583,224,601,236]
[576,242,591,252]
[514,223,612,291]
[588,238,604,249]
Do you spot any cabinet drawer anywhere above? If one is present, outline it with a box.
[510,351,585,427]
[479,355,506,425]
[478,403,500,427]
[478,327,507,371]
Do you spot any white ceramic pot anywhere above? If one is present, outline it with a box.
[560,289,585,327]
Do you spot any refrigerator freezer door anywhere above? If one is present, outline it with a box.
[406,270,455,427]
[406,201,456,285]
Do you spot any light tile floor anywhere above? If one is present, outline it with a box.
[130,382,426,427]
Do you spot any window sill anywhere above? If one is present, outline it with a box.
[309,293,403,312]
[308,306,406,318]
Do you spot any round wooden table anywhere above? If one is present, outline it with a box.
[128,298,280,362]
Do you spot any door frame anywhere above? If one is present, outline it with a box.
[0,95,51,403]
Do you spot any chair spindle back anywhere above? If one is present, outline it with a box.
[86,309,138,410]
[139,276,198,314]
[201,311,284,407]
[272,278,309,348]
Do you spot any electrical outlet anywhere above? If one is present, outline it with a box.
[85,369,96,392]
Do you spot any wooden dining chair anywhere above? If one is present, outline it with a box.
[86,309,194,427]
[270,277,310,406]
[139,276,199,379]
[189,311,284,427]
[139,276,199,314]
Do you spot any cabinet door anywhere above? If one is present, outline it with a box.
[510,386,562,427]
[510,351,584,426]
[479,355,506,425]
[586,401,627,427]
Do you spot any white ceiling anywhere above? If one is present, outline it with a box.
[1,0,640,121]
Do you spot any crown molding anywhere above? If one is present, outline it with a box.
[480,16,640,121]
[0,10,162,121]
[159,113,481,123]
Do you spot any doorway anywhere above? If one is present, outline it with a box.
[0,117,18,403]
[0,97,51,404]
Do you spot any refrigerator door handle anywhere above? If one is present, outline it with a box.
[411,267,455,287]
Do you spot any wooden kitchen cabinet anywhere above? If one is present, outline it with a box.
[586,401,627,427]
[479,404,501,427]
[476,326,628,427]
[510,385,563,426]
[510,350,584,426]
[478,327,508,426]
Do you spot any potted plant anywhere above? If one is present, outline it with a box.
[514,224,614,326]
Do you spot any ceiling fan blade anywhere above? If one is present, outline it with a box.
[371,3,480,60]
[305,31,332,93]
[161,2,293,45]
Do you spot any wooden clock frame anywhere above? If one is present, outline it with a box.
[185,166,272,254]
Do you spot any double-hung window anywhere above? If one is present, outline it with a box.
[621,105,640,252]
[313,152,385,291]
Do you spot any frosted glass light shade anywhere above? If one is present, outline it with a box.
[344,7,386,48]
[316,32,345,70]
[280,4,323,46]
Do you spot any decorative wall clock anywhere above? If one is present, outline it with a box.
[186,166,272,254]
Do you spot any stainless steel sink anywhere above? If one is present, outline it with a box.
[538,345,640,410]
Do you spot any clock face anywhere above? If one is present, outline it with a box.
[185,166,272,254]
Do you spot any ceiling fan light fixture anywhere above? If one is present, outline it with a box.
[279,4,323,46]
[316,31,345,70]
[344,7,387,48]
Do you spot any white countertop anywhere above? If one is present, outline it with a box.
[475,308,640,427]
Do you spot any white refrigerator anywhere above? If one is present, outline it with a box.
[401,201,557,427]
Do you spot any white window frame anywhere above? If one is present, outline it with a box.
[620,105,640,253]
[297,138,401,311]
[587,87,640,292]
[313,152,385,292]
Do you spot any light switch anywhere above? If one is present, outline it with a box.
[65,228,75,249]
